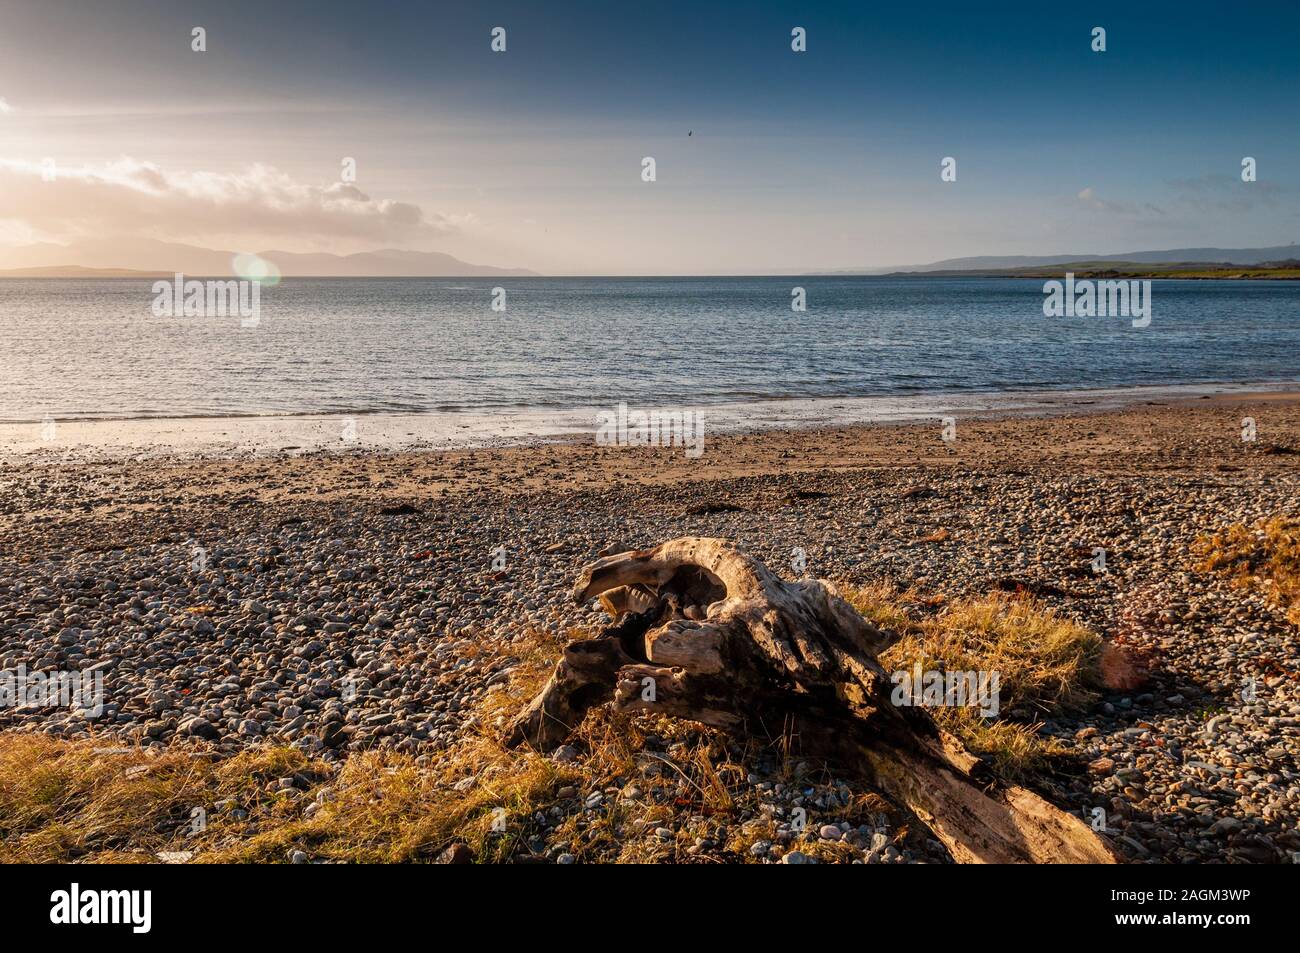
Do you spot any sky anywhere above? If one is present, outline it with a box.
[0,0,1297,274]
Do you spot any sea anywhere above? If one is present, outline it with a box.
[1,276,1297,453]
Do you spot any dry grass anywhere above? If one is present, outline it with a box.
[0,625,576,864]
[209,624,600,863]
[845,584,1102,779]
[0,735,317,863]
[0,587,1104,862]
[1195,515,1300,625]
[0,729,584,864]
[838,579,922,633]
[0,626,773,864]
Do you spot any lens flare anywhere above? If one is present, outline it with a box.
[232,253,281,286]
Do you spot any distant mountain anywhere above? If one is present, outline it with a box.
[261,248,536,277]
[0,237,537,277]
[0,265,169,278]
[826,244,1300,275]
[884,259,1300,279]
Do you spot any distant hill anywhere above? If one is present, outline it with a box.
[0,265,169,278]
[884,259,1300,279]
[826,244,1300,275]
[0,237,537,277]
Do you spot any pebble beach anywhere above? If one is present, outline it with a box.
[2,390,1298,863]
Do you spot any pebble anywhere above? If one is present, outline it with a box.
[3,417,1296,865]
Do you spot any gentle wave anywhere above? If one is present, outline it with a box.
[2,276,1299,423]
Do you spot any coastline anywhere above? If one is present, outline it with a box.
[3,378,1298,462]
[2,391,1297,863]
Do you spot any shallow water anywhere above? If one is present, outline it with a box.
[1,276,1298,423]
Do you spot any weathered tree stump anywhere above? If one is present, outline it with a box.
[505,537,1117,864]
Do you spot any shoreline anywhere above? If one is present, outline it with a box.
[2,393,1297,864]
[3,378,1298,462]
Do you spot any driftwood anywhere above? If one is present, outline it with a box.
[505,537,1117,864]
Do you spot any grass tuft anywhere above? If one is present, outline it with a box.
[1194,515,1300,625]
[846,584,1102,779]
[0,735,315,863]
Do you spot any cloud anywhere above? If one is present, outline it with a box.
[0,98,11,114]
[1166,172,1287,212]
[1074,187,1166,218]
[1077,186,1132,215]
[0,156,454,245]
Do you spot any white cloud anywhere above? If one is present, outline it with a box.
[1075,186,1150,216]
[0,98,12,114]
[0,156,455,245]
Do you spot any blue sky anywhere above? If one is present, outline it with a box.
[0,0,1296,272]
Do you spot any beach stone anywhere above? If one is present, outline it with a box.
[435,843,474,864]
[177,716,220,741]
[5,399,1298,866]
